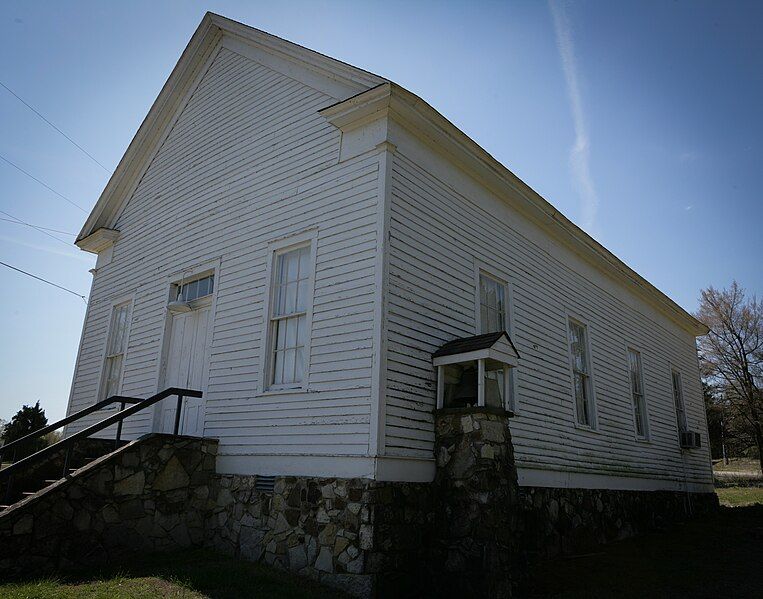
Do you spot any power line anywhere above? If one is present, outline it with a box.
[0,209,74,247]
[0,216,75,236]
[0,260,87,303]
[0,153,87,213]
[0,80,110,173]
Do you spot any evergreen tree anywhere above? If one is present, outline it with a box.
[1,402,48,459]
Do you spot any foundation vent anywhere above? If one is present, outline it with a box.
[255,475,276,493]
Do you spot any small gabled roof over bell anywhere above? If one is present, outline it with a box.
[432,331,520,367]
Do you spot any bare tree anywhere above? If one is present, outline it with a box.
[696,282,763,473]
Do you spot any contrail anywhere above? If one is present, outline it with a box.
[0,234,91,262]
[549,0,599,232]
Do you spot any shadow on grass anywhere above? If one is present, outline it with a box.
[3,549,346,599]
[521,505,763,599]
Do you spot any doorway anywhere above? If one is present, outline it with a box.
[157,273,214,436]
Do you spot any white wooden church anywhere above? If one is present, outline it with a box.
[66,12,713,498]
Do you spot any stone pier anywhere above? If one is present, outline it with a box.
[431,406,521,597]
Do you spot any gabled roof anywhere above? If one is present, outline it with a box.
[76,12,386,245]
[320,82,708,337]
[77,13,707,338]
[432,331,518,359]
[432,331,521,369]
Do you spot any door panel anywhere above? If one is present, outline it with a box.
[159,305,210,436]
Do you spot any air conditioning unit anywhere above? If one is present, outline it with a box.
[680,431,701,449]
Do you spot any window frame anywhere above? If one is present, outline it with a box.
[626,347,650,441]
[671,367,688,436]
[474,265,518,412]
[565,314,598,430]
[260,230,317,394]
[174,273,215,304]
[97,296,134,403]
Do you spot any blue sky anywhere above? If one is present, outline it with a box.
[1,0,761,422]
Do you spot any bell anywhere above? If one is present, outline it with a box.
[451,365,478,407]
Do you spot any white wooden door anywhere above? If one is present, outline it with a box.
[159,305,210,436]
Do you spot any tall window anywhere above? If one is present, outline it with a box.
[568,319,594,427]
[102,302,131,399]
[479,273,514,410]
[479,274,506,334]
[268,244,311,387]
[628,349,649,439]
[672,369,687,434]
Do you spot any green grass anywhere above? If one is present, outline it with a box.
[716,486,763,507]
[0,577,204,599]
[0,549,345,599]
[713,458,761,474]
[524,505,763,598]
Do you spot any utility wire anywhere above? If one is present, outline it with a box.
[0,153,87,213]
[0,216,75,236]
[0,260,87,303]
[0,209,74,248]
[0,80,110,173]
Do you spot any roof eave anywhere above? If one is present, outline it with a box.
[77,12,386,244]
[325,83,706,337]
[77,12,222,243]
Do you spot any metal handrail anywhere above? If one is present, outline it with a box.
[0,388,202,502]
[0,395,140,464]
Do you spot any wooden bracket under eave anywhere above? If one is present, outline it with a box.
[75,227,121,254]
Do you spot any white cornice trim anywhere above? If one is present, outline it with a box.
[210,13,384,91]
[320,83,707,337]
[77,12,385,244]
[75,228,120,254]
[77,14,221,242]
[319,83,391,129]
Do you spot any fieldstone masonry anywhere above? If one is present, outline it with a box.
[204,474,434,597]
[518,485,719,559]
[430,407,521,597]
[0,421,718,597]
[205,474,375,596]
[0,434,218,577]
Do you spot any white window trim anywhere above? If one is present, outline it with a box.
[670,365,689,436]
[626,345,650,442]
[565,312,598,431]
[174,272,216,305]
[259,229,318,395]
[96,294,135,404]
[474,263,519,413]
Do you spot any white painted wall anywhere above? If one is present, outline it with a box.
[66,30,712,490]
[382,125,713,490]
[66,41,383,475]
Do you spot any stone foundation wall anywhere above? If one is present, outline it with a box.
[0,426,719,598]
[0,434,218,577]
[518,485,719,559]
[204,474,434,597]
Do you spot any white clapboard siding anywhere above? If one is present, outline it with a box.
[65,46,380,460]
[384,148,712,486]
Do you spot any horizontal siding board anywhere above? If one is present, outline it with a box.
[66,48,379,459]
[385,150,712,485]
